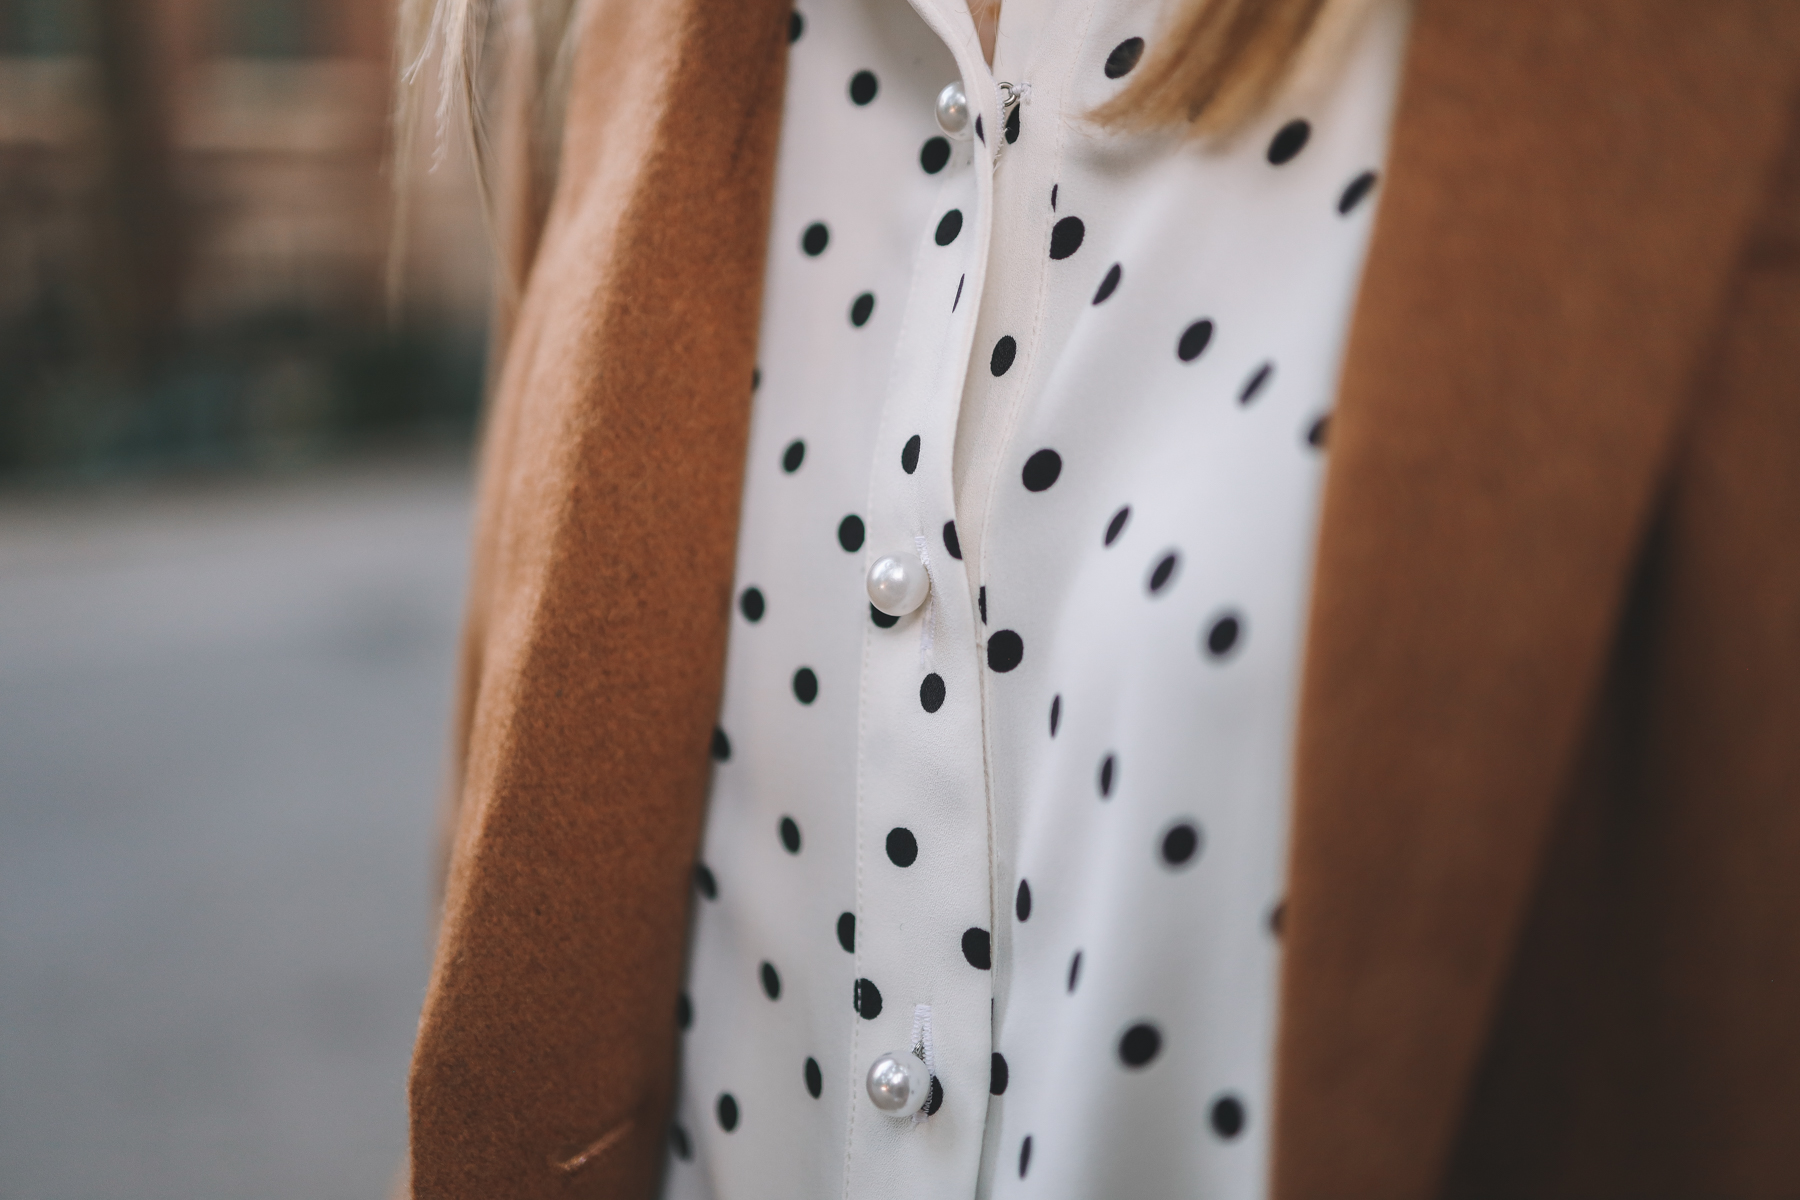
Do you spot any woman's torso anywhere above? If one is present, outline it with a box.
[671,2,1408,1195]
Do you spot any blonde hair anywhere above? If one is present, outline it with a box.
[1094,0,1331,135]
[392,0,1344,296]
[390,0,583,307]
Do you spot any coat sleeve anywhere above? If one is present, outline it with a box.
[409,1,791,1196]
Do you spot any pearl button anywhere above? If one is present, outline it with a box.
[935,81,971,138]
[866,1051,930,1116]
[866,551,930,617]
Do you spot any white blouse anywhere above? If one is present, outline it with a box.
[668,1,1408,1197]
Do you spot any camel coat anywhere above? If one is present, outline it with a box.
[407,1,1800,1196]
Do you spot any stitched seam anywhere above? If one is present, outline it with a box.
[552,1116,635,1175]
[847,558,871,1199]
[968,0,1105,1114]
[845,4,1000,1196]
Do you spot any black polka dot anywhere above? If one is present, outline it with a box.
[1268,900,1286,936]
[1267,118,1311,165]
[850,292,875,327]
[792,667,819,704]
[1178,319,1214,362]
[990,335,1017,376]
[838,514,865,551]
[991,1052,1009,1095]
[1240,362,1274,405]
[677,992,692,1029]
[1307,413,1331,448]
[952,274,965,311]
[942,520,962,560]
[1147,552,1179,594]
[838,911,855,952]
[935,209,963,246]
[848,70,878,105]
[1050,183,1059,209]
[854,977,883,1019]
[1049,216,1085,260]
[987,629,1024,672]
[805,1057,823,1098]
[787,10,803,42]
[1161,820,1202,868]
[1019,1135,1034,1177]
[1339,169,1379,215]
[1015,879,1032,921]
[693,862,717,900]
[760,961,781,999]
[975,114,984,143]
[710,726,731,761]
[923,1075,944,1115]
[1067,949,1083,992]
[782,439,805,472]
[920,672,946,713]
[1211,1094,1247,1139]
[1049,694,1061,736]
[1118,1022,1161,1067]
[901,434,920,474]
[978,586,987,624]
[1021,448,1062,491]
[1093,262,1122,304]
[1205,612,1243,659]
[962,927,991,969]
[670,1123,692,1160]
[716,1093,739,1131]
[1098,753,1116,798]
[920,136,951,174]
[779,815,801,853]
[1105,36,1144,78]
[801,222,829,256]
[886,826,918,867]
[870,603,899,629]
[1005,103,1021,144]
[1104,505,1130,546]
[739,586,765,622]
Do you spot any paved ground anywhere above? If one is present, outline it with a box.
[0,459,472,1200]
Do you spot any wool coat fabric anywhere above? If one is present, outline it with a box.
[407,1,1800,1197]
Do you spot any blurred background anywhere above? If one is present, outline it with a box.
[0,0,489,1195]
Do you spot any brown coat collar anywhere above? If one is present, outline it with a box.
[1273,1,1799,1194]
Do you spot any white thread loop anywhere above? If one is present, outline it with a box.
[909,1003,937,1123]
[913,534,936,670]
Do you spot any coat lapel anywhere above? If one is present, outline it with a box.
[1271,2,1800,1196]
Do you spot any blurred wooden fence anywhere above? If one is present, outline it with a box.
[0,0,490,475]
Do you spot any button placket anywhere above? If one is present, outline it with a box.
[937,11,1095,1186]
[846,1,1002,1195]
[848,162,990,1185]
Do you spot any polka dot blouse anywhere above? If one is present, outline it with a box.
[670,1,1409,1196]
